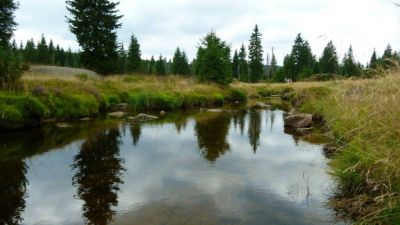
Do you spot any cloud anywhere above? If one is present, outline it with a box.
[14,0,400,64]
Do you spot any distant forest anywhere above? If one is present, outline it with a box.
[1,0,399,86]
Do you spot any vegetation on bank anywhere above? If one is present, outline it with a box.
[0,72,249,129]
[278,72,400,224]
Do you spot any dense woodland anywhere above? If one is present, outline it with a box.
[0,0,399,87]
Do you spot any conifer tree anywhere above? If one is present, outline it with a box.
[0,0,18,47]
[248,25,264,83]
[195,31,231,85]
[117,44,127,74]
[238,44,248,81]
[341,45,361,77]
[127,34,141,72]
[155,55,166,75]
[369,49,377,69]
[270,49,277,78]
[36,34,49,64]
[172,47,189,75]
[232,50,239,79]
[66,0,122,75]
[24,39,35,63]
[0,0,22,87]
[287,33,314,80]
[319,41,339,74]
[48,40,55,65]
[148,56,155,74]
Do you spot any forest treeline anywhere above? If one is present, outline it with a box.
[1,0,399,87]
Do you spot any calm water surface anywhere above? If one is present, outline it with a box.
[0,108,342,225]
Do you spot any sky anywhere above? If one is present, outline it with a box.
[14,0,400,65]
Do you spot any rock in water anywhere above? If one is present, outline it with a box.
[129,113,159,121]
[284,113,313,128]
[253,102,271,109]
[108,111,125,118]
[160,110,167,116]
[57,123,72,128]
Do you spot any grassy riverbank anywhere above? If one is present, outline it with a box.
[282,73,400,224]
[1,70,399,224]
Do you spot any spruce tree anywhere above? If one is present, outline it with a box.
[0,0,21,87]
[117,44,127,74]
[0,0,18,46]
[155,55,166,75]
[172,47,189,75]
[36,34,49,64]
[248,25,263,83]
[127,34,141,72]
[270,49,277,78]
[341,46,361,77]
[48,40,55,65]
[369,49,377,69]
[148,56,155,74]
[232,50,239,79]
[172,47,182,74]
[319,41,339,74]
[66,0,122,75]
[24,39,35,63]
[195,31,231,85]
[288,33,314,80]
[238,44,248,81]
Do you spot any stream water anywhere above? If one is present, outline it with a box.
[0,107,343,225]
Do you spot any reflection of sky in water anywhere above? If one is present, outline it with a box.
[20,110,340,225]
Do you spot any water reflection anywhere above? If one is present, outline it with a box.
[194,112,231,162]
[248,110,262,153]
[130,123,141,146]
[0,159,27,225]
[72,129,125,225]
[0,108,341,225]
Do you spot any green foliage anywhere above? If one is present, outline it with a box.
[0,0,18,46]
[127,34,141,72]
[195,31,232,85]
[172,47,190,75]
[48,93,99,119]
[0,104,24,129]
[155,55,166,75]
[0,44,22,88]
[341,46,361,77]
[232,50,239,79]
[319,41,339,74]
[128,92,181,110]
[238,44,248,81]
[248,25,264,83]
[230,89,247,102]
[66,0,122,75]
[282,34,315,81]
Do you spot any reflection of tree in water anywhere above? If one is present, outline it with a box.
[174,118,188,134]
[195,112,231,162]
[0,159,28,225]
[248,110,262,153]
[130,123,141,146]
[232,110,247,135]
[72,129,125,225]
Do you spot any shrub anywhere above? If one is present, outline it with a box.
[0,104,24,129]
[0,45,22,88]
[230,89,247,102]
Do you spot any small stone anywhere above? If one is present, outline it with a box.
[160,110,167,116]
[253,102,271,109]
[80,117,91,121]
[207,109,223,113]
[108,111,125,118]
[57,123,72,128]
[284,113,313,128]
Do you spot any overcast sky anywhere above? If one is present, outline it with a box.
[14,0,400,65]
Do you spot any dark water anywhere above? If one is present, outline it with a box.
[0,108,341,225]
